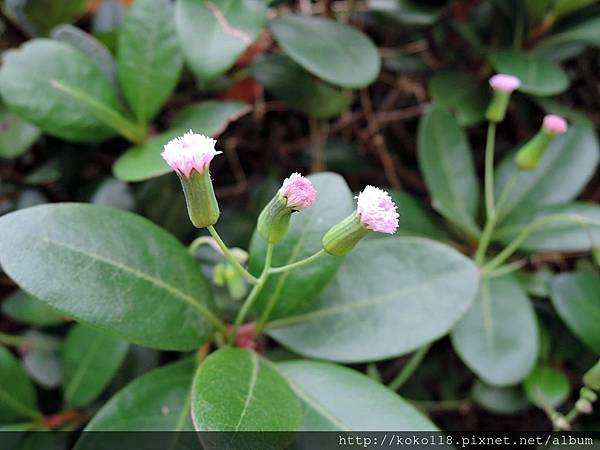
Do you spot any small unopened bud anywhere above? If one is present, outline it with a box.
[552,414,571,431]
[257,173,316,244]
[323,186,399,256]
[515,115,568,171]
[581,387,597,402]
[584,360,600,391]
[576,399,593,415]
[485,74,521,123]
[161,131,220,228]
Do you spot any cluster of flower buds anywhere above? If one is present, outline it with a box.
[161,131,400,252]
[485,73,569,171]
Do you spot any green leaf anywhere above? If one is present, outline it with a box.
[278,360,438,431]
[51,24,118,87]
[492,49,569,96]
[493,202,600,252]
[553,0,598,19]
[368,0,444,26]
[451,275,539,387]
[0,106,40,159]
[63,324,129,408]
[428,70,490,126]
[551,272,600,354]
[269,15,380,89]
[192,348,302,433]
[77,358,195,434]
[251,55,352,119]
[536,17,600,49]
[175,0,266,80]
[494,124,599,219]
[118,0,183,123]
[113,101,250,182]
[471,381,530,415]
[22,332,62,389]
[0,203,217,350]
[24,0,87,35]
[523,366,570,408]
[2,290,64,326]
[0,39,134,142]
[267,237,479,363]
[249,173,354,321]
[389,190,451,241]
[0,347,40,422]
[417,107,480,238]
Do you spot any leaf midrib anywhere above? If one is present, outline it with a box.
[40,236,215,323]
[234,351,259,432]
[268,266,473,329]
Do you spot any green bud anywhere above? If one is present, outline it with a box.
[581,387,597,402]
[322,213,369,256]
[515,129,555,171]
[213,262,226,286]
[224,264,247,300]
[257,194,293,244]
[584,360,600,391]
[576,399,593,414]
[178,170,220,228]
[485,90,512,123]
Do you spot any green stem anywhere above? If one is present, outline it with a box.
[188,236,219,255]
[207,225,258,285]
[483,259,526,278]
[388,344,431,391]
[483,214,600,273]
[269,249,327,274]
[474,215,498,265]
[484,122,497,222]
[0,332,28,348]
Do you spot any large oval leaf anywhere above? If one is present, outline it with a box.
[251,55,352,119]
[494,124,599,219]
[551,272,600,354]
[175,0,266,80]
[493,202,600,252]
[278,360,438,431]
[192,348,302,433]
[269,15,380,89]
[0,204,217,350]
[0,39,125,142]
[113,101,250,182]
[0,347,40,422]
[492,49,569,96]
[267,237,479,363]
[76,358,195,436]
[417,107,480,238]
[249,173,354,321]
[63,324,129,408]
[118,0,183,123]
[451,274,539,387]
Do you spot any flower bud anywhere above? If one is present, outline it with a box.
[485,74,521,123]
[576,399,593,415]
[257,173,316,244]
[584,360,600,391]
[162,131,221,228]
[323,186,399,256]
[552,413,571,431]
[581,387,597,402]
[515,115,568,171]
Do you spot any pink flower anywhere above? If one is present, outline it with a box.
[542,114,568,135]
[356,186,399,234]
[279,173,316,210]
[161,130,221,177]
[489,74,521,93]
